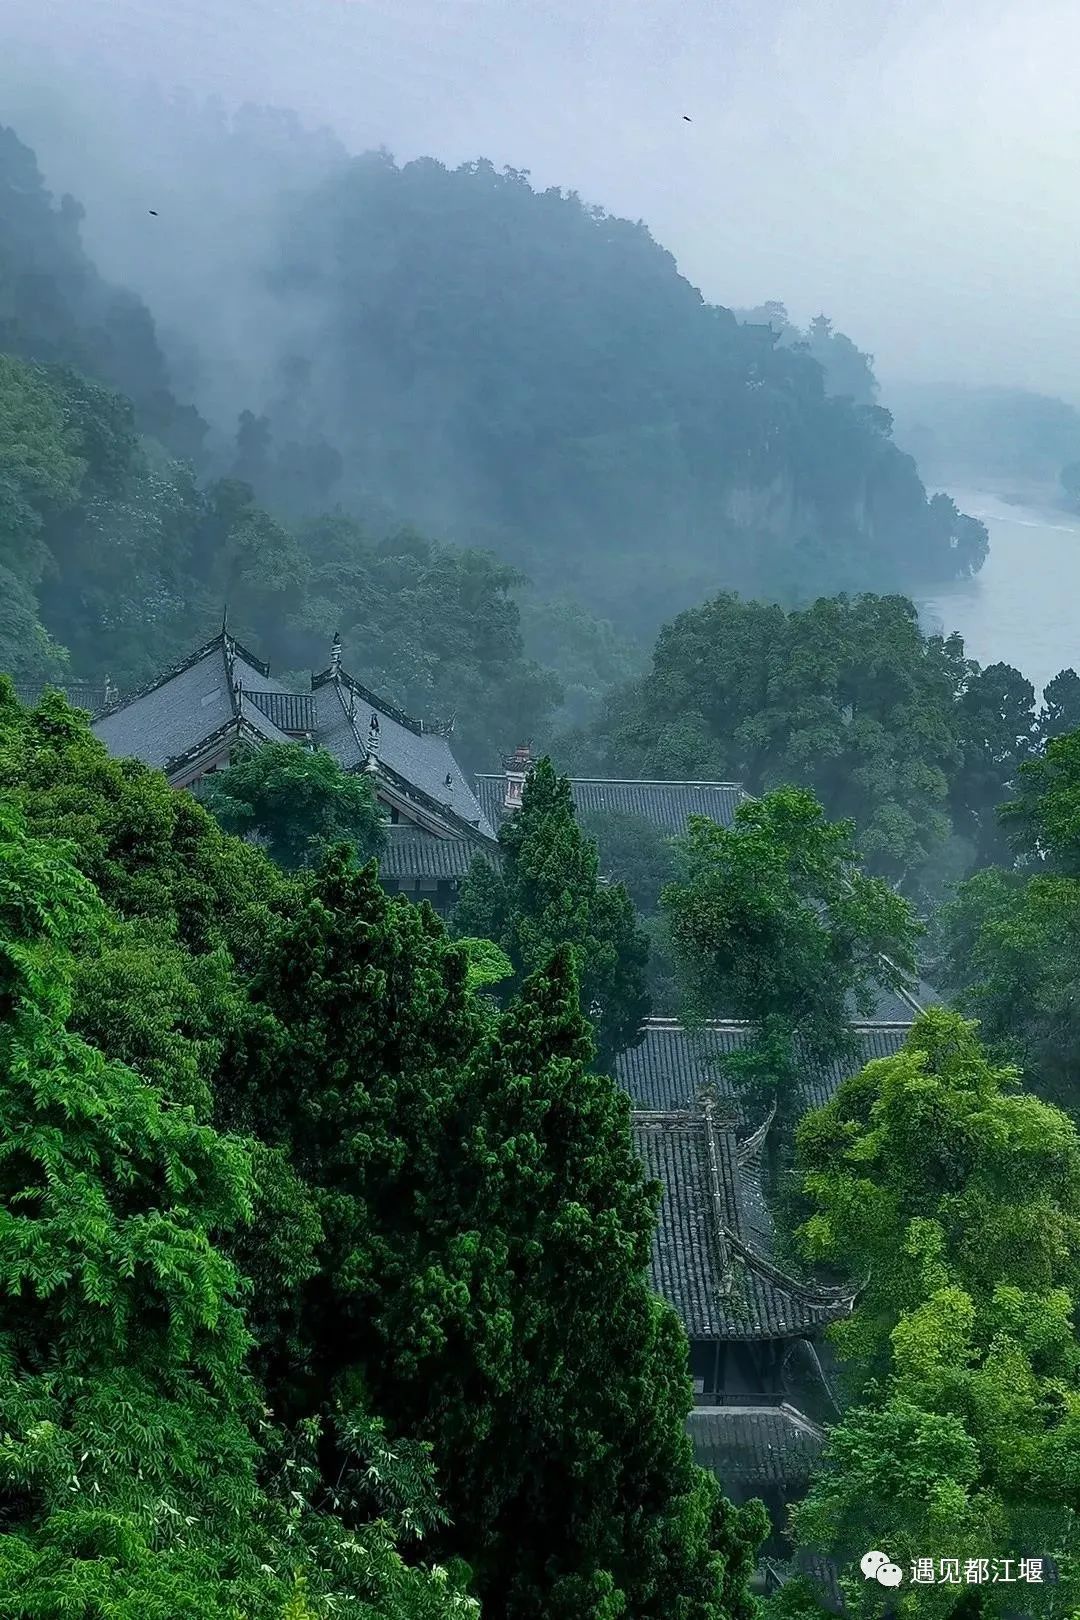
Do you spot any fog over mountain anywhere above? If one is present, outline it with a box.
[4,0,1080,405]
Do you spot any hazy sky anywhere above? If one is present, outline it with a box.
[4,0,1080,398]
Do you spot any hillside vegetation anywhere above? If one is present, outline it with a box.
[2,115,987,664]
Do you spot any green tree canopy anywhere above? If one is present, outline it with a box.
[999,727,1080,873]
[198,740,387,870]
[224,850,762,1619]
[582,592,975,893]
[789,1009,1080,1615]
[661,786,920,1110]
[577,807,678,915]
[453,757,651,1066]
[0,798,478,1619]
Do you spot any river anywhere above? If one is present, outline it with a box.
[918,485,1080,698]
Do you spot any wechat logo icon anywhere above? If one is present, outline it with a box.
[862,1550,904,1587]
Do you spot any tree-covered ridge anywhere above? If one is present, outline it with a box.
[887,379,1080,488]
[242,152,986,629]
[2,111,991,663]
[0,347,568,765]
[0,684,765,1617]
[0,123,206,461]
[572,591,1078,899]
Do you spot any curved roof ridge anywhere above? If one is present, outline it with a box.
[96,633,222,722]
[723,1223,857,1311]
[700,1101,734,1298]
[313,664,425,735]
[737,1100,776,1165]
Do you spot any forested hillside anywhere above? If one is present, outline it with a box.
[0,685,766,1617]
[888,379,1080,488]
[243,151,987,627]
[4,110,988,657]
[0,125,205,460]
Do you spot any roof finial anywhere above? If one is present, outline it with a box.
[330,631,342,677]
[365,711,381,772]
[221,601,229,638]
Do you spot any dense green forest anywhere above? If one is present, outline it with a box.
[7,679,1080,1615]
[1,113,988,671]
[565,591,1080,903]
[0,686,767,1617]
[6,92,1080,1619]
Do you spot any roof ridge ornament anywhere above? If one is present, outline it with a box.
[365,710,381,773]
[330,631,342,678]
[737,1099,777,1165]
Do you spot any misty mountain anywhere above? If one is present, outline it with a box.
[888,380,1080,489]
[0,125,207,461]
[226,148,987,630]
[4,96,988,638]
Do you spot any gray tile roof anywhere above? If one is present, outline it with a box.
[378,826,494,880]
[313,673,495,837]
[633,1109,855,1340]
[847,976,935,1022]
[93,638,272,769]
[635,1112,737,1337]
[13,679,111,716]
[475,774,747,836]
[236,692,294,747]
[687,1404,825,1486]
[244,689,318,734]
[615,1021,914,1123]
[91,638,496,847]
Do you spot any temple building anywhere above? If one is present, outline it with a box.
[631,1103,856,1404]
[475,748,747,835]
[630,1097,851,1572]
[90,627,499,910]
[613,1011,919,1578]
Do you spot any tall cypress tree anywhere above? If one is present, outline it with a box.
[454,756,651,1067]
[430,948,766,1620]
[233,856,763,1619]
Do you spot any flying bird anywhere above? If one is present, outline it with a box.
[682,115,692,122]
[148,209,158,216]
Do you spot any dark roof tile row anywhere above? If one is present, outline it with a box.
[633,1110,855,1341]
[474,775,746,835]
[378,828,492,880]
[687,1404,825,1486]
[615,1020,914,1124]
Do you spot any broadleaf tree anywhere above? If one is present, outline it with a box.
[661,786,921,1116]
[787,1008,1080,1617]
